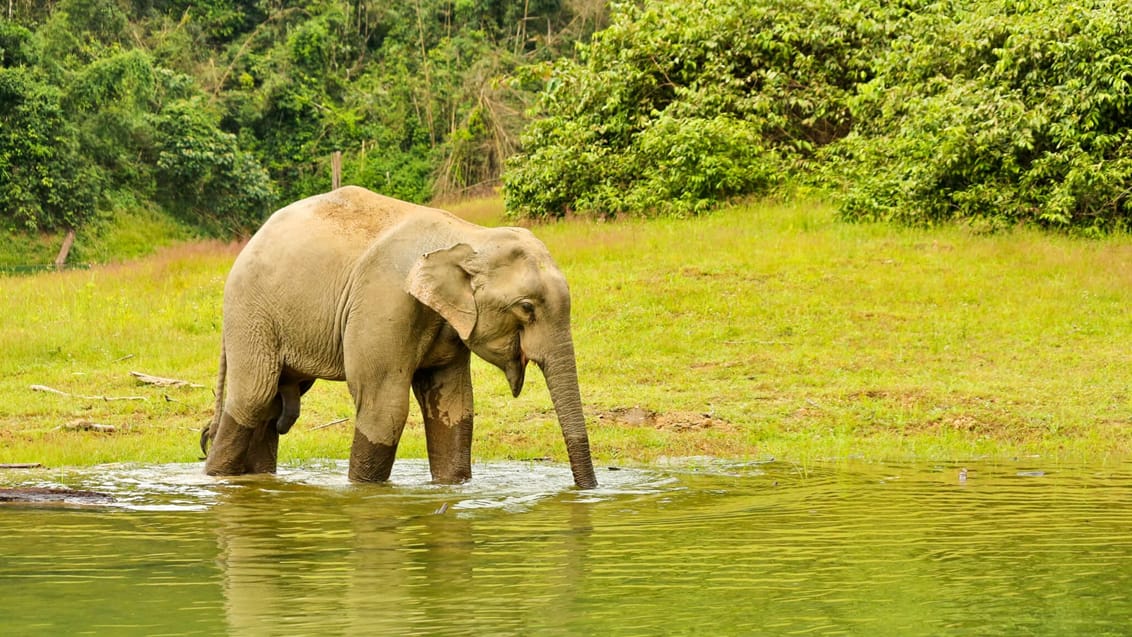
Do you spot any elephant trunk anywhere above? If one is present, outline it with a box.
[539,337,598,489]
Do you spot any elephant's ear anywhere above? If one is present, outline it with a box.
[406,244,478,340]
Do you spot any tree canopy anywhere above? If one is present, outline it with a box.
[506,0,1132,233]
[4,0,1132,237]
[2,0,605,235]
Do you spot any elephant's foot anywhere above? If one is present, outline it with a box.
[205,413,279,476]
[245,422,279,473]
[426,436,472,485]
[348,429,398,482]
[429,469,471,485]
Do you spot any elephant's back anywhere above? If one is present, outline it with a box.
[302,185,460,241]
[307,186,413,239]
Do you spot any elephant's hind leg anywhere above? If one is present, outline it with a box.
[206,346,284,475]
[204,411,279,475]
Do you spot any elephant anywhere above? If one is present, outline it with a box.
[201,186,598,489]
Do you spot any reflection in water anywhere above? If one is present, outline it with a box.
[2,459,1132,635]
[209,463,606,636]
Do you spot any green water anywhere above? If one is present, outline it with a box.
[2,458,1131,635]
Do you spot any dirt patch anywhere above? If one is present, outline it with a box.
[0,487,114,505]
[597,407,735,432]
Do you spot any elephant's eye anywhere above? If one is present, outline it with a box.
[516,300,536,322]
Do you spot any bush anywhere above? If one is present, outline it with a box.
[150,97,274,234]
[504,0,895,219]
[0,66,100,232]
[825,1,1132,232]
[509,0,1132,232]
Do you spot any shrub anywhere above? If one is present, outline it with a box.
[0,66,100,232]
[827,1,1132,232]
[149,97,274,234]
[504,0,896,219]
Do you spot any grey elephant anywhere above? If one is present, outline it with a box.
[201,186,598,489]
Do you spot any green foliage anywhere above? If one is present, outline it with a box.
[828,0,1132,232]
[0,21,39,66]
[206,0,605,208]
[0,65,100,232]
[1,0,603,253]
[507,0,1132,232]
[150,97,275,233]
[39,0,130,64]
[505,0,891,219]
[8,0,1132,237]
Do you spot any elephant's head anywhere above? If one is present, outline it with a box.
[406,229,598,489]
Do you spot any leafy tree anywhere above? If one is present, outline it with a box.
[0,20,38,65]
[1,0,602,245]
[149,96,274,233]
[828,0,1132,232]
[504,0,892,219]
[0,25,99,232]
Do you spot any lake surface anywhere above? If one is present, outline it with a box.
[2,458,1131,636]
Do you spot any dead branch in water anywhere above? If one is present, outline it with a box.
[0,463,43,469]
[129,371,205,388]
[30,385,148,401]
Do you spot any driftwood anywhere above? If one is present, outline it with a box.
[129,371,205,388]
[0,463,42,469]
[55,420,117,433]
[0,487,114,505]
[311,417,349,431]
[30,384,147,401]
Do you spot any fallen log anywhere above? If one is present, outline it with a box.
[55,420,117,433]
[30,384,147,402]
[129,371,205,388]
[0,486,114,505]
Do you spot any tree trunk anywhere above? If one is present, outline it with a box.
[55,228,76,270]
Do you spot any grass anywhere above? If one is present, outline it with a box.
[0,203,197,271]
[2,195,1131,471]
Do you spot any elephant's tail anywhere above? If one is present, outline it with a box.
[200,337,227,456]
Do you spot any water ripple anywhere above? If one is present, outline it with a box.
[3,458,1132,636]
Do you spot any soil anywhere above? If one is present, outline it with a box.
[0,487,114,505]
[597,407,735,432]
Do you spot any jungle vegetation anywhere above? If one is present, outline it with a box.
[506,0,1132,233]
[3,0,1132,258]
[1,0,608,243]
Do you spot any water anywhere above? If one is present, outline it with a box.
[3,458,1131,636]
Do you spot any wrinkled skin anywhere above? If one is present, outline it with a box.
[202,186,597,489]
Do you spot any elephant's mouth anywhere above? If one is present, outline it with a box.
[504,348,528,398]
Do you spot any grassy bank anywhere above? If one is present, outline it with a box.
[0,205,198,272]
[2,197,1130,470]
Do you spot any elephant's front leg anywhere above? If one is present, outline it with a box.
[347,375,413,483]
[412,356,474,484]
